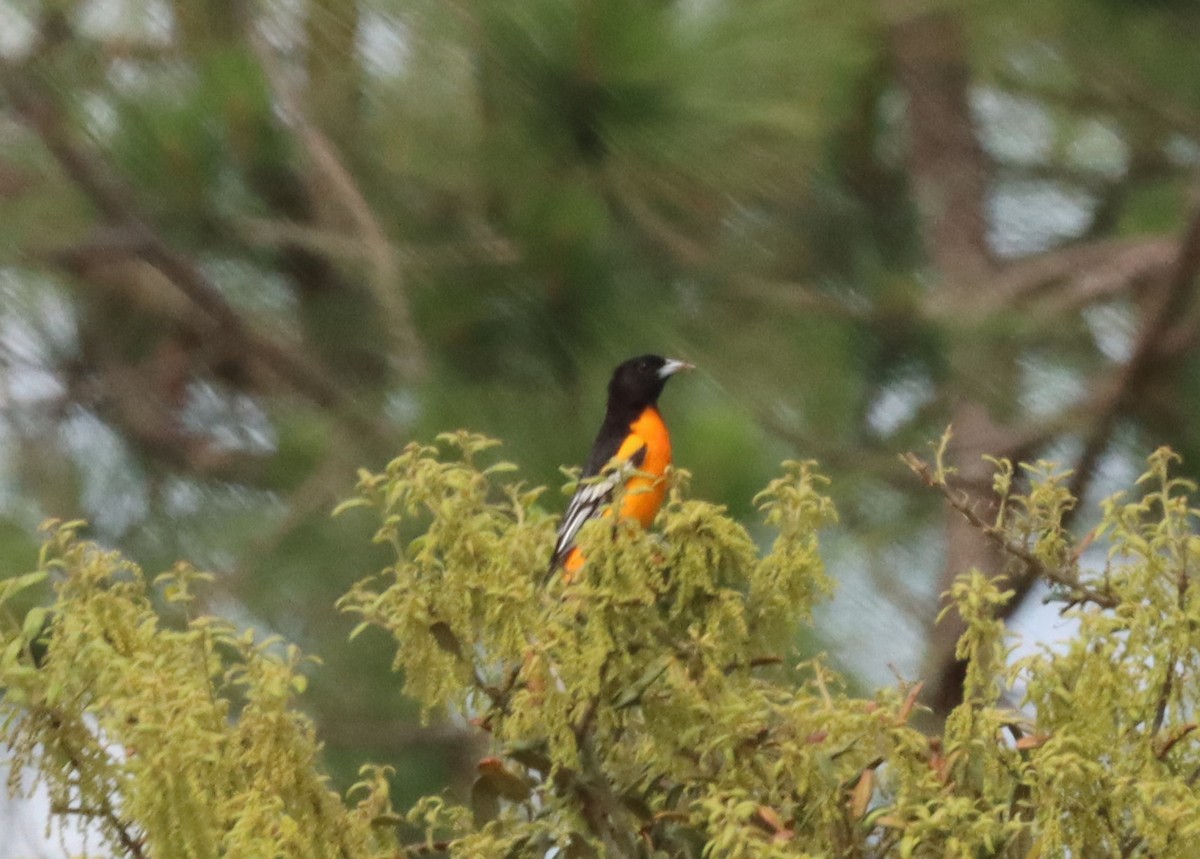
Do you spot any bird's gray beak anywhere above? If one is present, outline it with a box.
[658,358,695,379]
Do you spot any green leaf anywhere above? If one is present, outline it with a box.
[332,498,371,518]
[1,570,48,600]
[22,606,49,643]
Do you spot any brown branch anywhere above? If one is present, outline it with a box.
[558,755,641,858]
[890,11,993,295]
[0,156,38,199]
[977,237,1176,316]
[556,654,641,857]
[977,208,1200,629]
[888,9,1200,715]
[92,378,271,481]
[1152,664,1178,739]
[722,655,784,675]
[1151,199,1200,359]
[1073,58,1200,143]
[989,52,1200,144]
[729,275,874,320]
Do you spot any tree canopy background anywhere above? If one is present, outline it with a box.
[2,0,1200,836]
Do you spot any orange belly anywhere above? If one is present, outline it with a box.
[563,407,672,575]
[619,407,672,527]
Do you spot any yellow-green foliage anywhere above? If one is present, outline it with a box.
[0,524,398,859]
[2,433,1199,857]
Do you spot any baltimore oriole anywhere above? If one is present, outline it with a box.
[549,354,693,576]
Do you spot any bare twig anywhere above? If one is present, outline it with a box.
[972,207,1200,632]
[1155,723,1197,761]
[729,274,874,320]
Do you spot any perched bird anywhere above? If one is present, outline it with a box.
[549,354,693,576]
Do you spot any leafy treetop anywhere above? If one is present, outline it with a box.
[1,432,1198,857]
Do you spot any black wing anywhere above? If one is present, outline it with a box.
[549,442,647,571]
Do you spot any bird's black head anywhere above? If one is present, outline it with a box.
[606,354,693,414]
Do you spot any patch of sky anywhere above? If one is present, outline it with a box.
[1082,301,1135,364]
[1018,355,1086,419]
[61,406,149,537]
[866,370,935,438]
[181,381,278,456]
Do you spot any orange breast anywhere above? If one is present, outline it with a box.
[561,407,672,577]
[617,407,672,527]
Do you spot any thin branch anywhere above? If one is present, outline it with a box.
[1072,57,1200,143]
[990,57,1200,143]
[728,275,875,320]
[235,217,520,271]
[722,655,784,675]
[1151,198,1200,359]
[930,207,1200,663]
[1153,535,1193,738]
[902,451,1118,610]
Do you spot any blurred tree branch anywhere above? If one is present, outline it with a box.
[977,236,1176,315]
[992,58,1200,143]
[234,217,519,272]
[1061,199,1200,510]
[0,55,390,448]
[892,5,1200,714]
[248,22,426,383]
